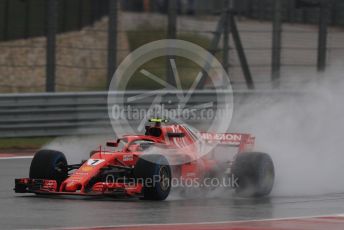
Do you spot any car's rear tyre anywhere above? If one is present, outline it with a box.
[232,152,274,197]
[29,149,68,186]
[134,154,171,200]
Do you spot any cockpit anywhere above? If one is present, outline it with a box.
[126,139,155,152]
[107,138,156,152]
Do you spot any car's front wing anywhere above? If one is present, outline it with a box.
[14,178,143,197]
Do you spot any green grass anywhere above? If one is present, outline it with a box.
[0,137,54,150]
[124,56,205,90]
[125,25,212,90]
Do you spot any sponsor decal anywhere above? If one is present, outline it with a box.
[123,154,133,162]
[200,133,243,145]
[81,166,93,172]
[186,172,196,177]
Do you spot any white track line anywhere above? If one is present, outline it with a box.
[0,156,33,160]
[46,213,344,230]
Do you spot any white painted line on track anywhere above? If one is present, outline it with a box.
[0,156,33,160]
[334,213,344,217]
[43,213,344,230]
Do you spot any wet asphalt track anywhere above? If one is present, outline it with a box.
[2,158,344,229]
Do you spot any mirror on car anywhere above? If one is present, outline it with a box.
[167,132,185,138]
[106,141,118,147]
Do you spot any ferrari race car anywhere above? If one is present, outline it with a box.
[15,119,274,200]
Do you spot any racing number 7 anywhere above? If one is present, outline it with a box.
[87,159,104,166]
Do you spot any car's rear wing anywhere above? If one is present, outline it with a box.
[199,132,255,153]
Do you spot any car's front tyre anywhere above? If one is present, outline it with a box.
[29,149,68,186]
[134,154,171,200]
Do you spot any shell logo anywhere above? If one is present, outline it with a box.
[81,166,93,172]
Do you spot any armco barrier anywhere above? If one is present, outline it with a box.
[0,90,302,138]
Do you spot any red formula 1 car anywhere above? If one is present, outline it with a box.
[14,119,274,200]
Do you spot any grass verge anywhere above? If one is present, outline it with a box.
[125,25,212,90]
[0,137,54,150]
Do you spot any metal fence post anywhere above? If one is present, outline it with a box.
[167,0,177,40]
[230,14,255,89]
[2,0,9,41]
[78,0,83,30]
[196,11,226,89]
[223,0,230,75]
[24,0,31,38]
[271,0,282,88]
[166,0,177,87]
[46,0,58,92]
[317,0,329,72]
[107,0,118,87]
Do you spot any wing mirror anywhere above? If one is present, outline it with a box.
[106,141,118,147]
[167,132,185,138]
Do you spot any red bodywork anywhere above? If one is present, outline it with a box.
[15,123,255,197]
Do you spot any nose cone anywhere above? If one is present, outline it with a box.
[64,182,81,192]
